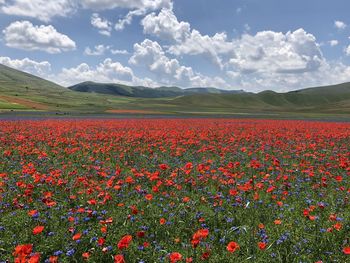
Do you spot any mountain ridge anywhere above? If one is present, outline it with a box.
[68,81,246,98]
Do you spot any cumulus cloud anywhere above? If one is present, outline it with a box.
[141,8,235,68]
[3,21,76,54]
[0,56,51,77]
[91,13,112,36]
[334,20,346,30]
[221,28,350,91]
[0,0,76,22]
[141,8,190,42]
[55,58,135,86]
[80,0,172,11]
[129,39,228,88]
[227,29,323,75]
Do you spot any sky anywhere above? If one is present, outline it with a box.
[1,0,350,92]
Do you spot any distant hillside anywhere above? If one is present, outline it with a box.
[170,82,350,113]
[0,64,118,112]
[0,63,349,115]
[68,81,245,98]
[0,64,66,94]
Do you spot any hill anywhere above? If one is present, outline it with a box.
[0,63,349,116]
[68,81,245,98]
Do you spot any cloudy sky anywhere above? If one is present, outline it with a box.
[1,0,350,91]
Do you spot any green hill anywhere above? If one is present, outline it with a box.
[0,63,350,116]
[68,81,245,98]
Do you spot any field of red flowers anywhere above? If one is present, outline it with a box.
[0,119,349,262]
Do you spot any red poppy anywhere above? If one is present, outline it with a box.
[28,253,40,263]
[343,247,350,255]
[14,244,33,257]
[72,233,82,241]
[82,252,90,260]
[160,218,166,225]
[32,226,44,235]
[159,164,169,170]
[258,242,267,250]
[49,256,58,263]
[274,219,282,225]
[117,235,132,250]
[169,252,182,263]
[114,254,125,263]
[192,229,209,241]
[98,237,105,246]
[227,241,240,253]
[136,231,145,238]
[145,194,153,201]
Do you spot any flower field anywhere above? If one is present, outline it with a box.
[0,119,349,262]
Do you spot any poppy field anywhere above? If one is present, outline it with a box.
[0,119,349,263]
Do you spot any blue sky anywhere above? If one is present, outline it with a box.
[1,0,350,91]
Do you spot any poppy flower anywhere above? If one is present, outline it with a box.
[28,253,40,263]
[169,252,182,263]
[117,235,132,250]
[32,226,44,235]
[114,254,125,263]
[14,244,33,257]
[145,194,153,201]
[258,242,267,250]
[136,231,145,238]
[192,229,209,241]
[343,247,350,255]
[49,256,58,263]
[97,237,105,246]
[82,252,90,260]
[227,241,240,253]
[274,219,282,225]
[160,218,166,225]
[72,233,82,241]
[159,164,169,170]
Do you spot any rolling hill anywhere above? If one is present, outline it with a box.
[0,63,350,116]
[68,81,245,98]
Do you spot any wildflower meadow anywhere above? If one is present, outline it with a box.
[0,119,349,262]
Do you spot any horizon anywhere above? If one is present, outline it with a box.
[1,0,350,92]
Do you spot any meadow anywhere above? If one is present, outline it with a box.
[0,119,349,262]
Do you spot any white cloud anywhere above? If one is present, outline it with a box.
[227,29,323,75]
[345,45,350,56]
[0,0,76,22]
[129,39,227,87]
[55,58,135,86]
[84,45,129,56]
[80,0,172,11]
[334,20,346,30]
[111,49,129,55]
[141,8,190,42]
[115,9,145,31]
[3,21,76,54]
[142,8,235,68]
[223,29,350,91]
[84,45,110,56]
[0,56,51,77]
[329,40,339,46]
[91,13,112,36]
